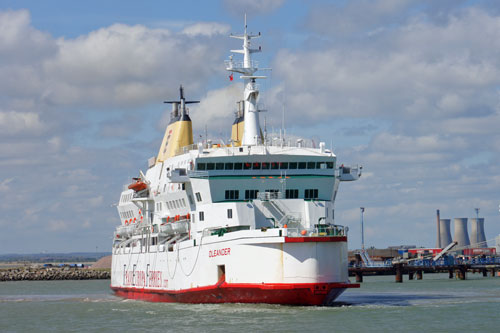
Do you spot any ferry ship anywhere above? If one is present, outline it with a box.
[111,19,362,305]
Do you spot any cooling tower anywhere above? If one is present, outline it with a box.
[470,218,487,247]
[438,219,452,247]
[454,218,470,247]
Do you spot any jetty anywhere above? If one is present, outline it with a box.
[349,257,500,282]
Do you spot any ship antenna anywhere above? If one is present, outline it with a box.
[226,15,267,146]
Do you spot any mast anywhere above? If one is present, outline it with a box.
[226,14,266,146]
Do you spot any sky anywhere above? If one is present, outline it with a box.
[1,0,500,253]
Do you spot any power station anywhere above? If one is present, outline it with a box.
[435,210,492,252]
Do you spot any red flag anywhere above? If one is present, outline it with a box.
[229,73,233,81]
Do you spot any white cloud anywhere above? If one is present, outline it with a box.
[191,83,244,135]
[182,22,231,37]
[0,111,46,135]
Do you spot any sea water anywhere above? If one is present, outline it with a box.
[1,274,499,332]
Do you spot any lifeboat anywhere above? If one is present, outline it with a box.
[128,180,147,192]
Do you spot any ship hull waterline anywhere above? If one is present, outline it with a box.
[111,282,356,305]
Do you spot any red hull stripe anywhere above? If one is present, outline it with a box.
[111,282,359,305]
[284,236,347,243]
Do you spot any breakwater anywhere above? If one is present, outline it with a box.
[0,267,110,281]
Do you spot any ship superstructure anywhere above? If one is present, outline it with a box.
[111,19,362,305]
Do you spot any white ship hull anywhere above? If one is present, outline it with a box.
[110,18,362,305]
[111,228,356,305]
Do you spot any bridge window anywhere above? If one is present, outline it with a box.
[206,163,215,170]
[317,162,327,169]
[225,190,239,200]
[305,189,319,199]
[195,192,202,202]
[225,163,234,170]
[266,189,279,199]
[279,162,288,169]
[197,163,206,170]
[285,189,299,199]
[199,211,204,221]
[270,162,279,169]
[245,189,258,200]
[307,162,316,169]
[216,163,224,170]
[298,162,306,169]
[243,162,252,170]
[327,162,334,169]
[252,162,261,170]
[289,162,297,169]
[227,209,233,219]
[234,162,243,170]
[261,162,269,169]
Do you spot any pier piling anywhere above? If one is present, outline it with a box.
[395,264,403,283]
[416,270,423,280]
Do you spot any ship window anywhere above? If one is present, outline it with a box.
[199,211,204,221]
[317,162,325,169]
[252,162,261,170]
[182,198,186,207]
[206,163,215,170]
[327,162,334,169]
[285,189,299,199]
[216,163,224,170]
[225,190,239,200]
[234,163,243,170]
[289,162,297,169]
[195,192,202,202]
[270,162,279,169]
[245,189,258,200]
[225,163,234,170]
[305,189,319,199]
[307,162,316,169]
[243,162,251,170]
[261,162,269,169]
[197,163,206,170]
[279,162,288,169]
[298,162,307,169]
[227,209,233,219]
[265,189,279,199]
